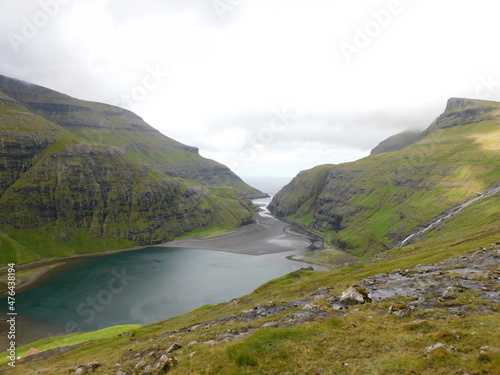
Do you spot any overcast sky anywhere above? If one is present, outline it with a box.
[1,0,500,181]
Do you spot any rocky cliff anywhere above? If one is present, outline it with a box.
[269,98,500,256]
[0,75,260,264]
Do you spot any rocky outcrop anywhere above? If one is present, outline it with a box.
[424,97,500,133]
[424,343,456,356]
[339,285,372,306]
[70,362,101,375]
[388,303,413,318]
[362,245,500,310]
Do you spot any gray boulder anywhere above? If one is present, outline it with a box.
[340,285,372,306]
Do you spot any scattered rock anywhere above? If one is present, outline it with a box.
[262,321,279,328]
[480,346,500,354]
[442,287,457,299]
[166,343,182,354]
[188,325,200,332]
[424,342,456,355]
[135,360,146,370]
[302,303,328,312]
[340,285,372,306]
[71,362,101,375]
[365,246,500,313]
[35,370,51,374]
[187,341,199,346]
[331,303,345,310]
[389,303,413,318]
[189,351,197,360]
[312,294,329,303]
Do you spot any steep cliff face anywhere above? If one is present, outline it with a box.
[0,76,257,264]
[267,164,332,220]
[270,98,500,256]
[0,75,266,199]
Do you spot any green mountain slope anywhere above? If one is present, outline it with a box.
[0,76,259,265]
[269,98,500,257]
[0,75,266,199]
[370,130,422,155]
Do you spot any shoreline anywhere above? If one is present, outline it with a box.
[0,204,353,295]
[156,210,313,256]
[0,245,148,296]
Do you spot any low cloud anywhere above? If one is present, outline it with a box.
[1,0,499,180]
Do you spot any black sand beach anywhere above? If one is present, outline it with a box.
[159,208,314,255]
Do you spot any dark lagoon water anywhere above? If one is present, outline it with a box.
[3,245,319,342]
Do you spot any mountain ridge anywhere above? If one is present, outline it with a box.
[0,74,267,198]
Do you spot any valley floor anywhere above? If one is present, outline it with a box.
[159,208,314,256]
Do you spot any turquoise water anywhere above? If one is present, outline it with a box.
[6,246,315,340]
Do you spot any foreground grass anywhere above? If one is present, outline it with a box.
[179,308,499,375]
[0,325,140,367]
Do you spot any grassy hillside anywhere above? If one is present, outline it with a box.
[0,76,259,265]
[370,130,423,155]
[0,325,140,367]
[268,164,333,224]
[269,98,500,257]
